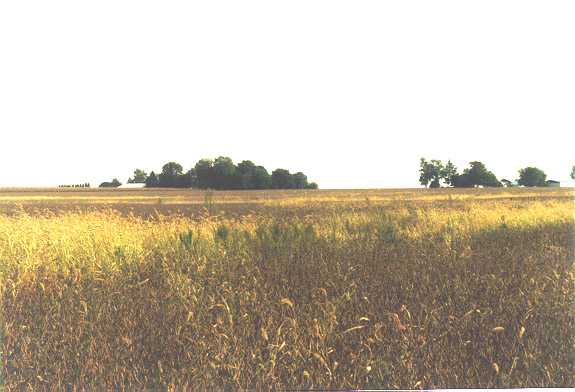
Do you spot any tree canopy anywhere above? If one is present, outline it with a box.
[460,161,501,188]
[271,169,294,189]
[145,172,159,188]
[99,178,121,188]
[212,156,236,190]
[253,166,272,189]
[419,159,444,188]
[128,169,148,184]
[419,158,502,188]
[440,161,458,187]
[517,167,547,187]
[135,157,316,190]
[158,162,186,188]
[418,159,563,188]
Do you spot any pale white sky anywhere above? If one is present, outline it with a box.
[0,1,573,188]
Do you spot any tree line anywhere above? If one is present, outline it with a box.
[99,159,574,189]
[101,157,318,190]
[419,158,561,188]
[99,179,122,188]
[59,183,91,188]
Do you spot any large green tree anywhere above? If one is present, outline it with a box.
[159,162,184,187]
[194,159,214,189]
[291,172,309,189]
[136,157,316,190]
[464,161,488,186]
[462,161,501,187]
[128,169,148,184]
[571,165,575,180]
[213,156,236,189]
[252,166,272,189]
[419,158,444,188]
[517,167,547,187]
[145,171,159,187]
[271,169,294,189]
[482,171,502,187]
[179,169,196,188]
[236,160,256,189]
[451,173,474,188]
[162,162,183,176]
[449,161,501,188]
[440,160,458,186]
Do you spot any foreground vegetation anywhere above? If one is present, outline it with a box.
[0,188,573,389]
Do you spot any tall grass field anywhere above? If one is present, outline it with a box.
[0,188,573,389]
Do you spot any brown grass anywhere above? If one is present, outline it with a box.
[0,187,573,389]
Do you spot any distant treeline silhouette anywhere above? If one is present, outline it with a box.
[419,158,559,188]
[98,179,121,188]
[59,183,90,188]
[106,157,318,190]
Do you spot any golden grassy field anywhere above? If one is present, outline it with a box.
[0,187,573,389]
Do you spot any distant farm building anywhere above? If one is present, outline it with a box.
[501,179,519,187]
[546,180,560,188]
[118,183,146,189]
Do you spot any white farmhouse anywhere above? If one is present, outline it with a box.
[118,183,146,189]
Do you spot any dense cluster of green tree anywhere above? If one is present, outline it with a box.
[59,183,90,188]
[419,159,501,188]
[123,157,318,190]
[419,159,558,188]
[127,169,148,184]
[99,179,121,188]
[515,167,547,187]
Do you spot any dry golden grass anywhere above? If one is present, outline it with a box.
[0,188,573,389]
[0,186,571,206]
